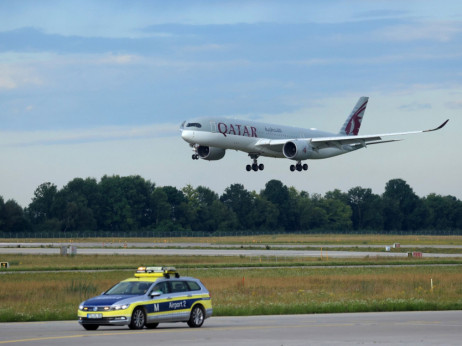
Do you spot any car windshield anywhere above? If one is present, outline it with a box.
[105,281,152,295]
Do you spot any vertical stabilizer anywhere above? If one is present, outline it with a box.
[339,96,369,136]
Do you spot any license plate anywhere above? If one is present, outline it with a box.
[87,313,102,319]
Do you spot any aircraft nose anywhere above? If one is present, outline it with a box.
[181,130,194,142]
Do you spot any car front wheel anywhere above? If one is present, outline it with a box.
[129,308,146,329]
[187,305,205,328]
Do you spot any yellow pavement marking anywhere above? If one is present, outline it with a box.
[0,323,356,344]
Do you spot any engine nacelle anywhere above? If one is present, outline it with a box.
[283,140,314,160]
[197,146,226,161]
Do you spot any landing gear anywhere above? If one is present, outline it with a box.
[246,154,264,172]
[290,162,308,172]
[191,144,200,160]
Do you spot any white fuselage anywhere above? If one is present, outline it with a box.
[180,116,353,160]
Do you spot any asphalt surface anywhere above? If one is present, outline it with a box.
[1,245,461,258]
[0,311,461,345]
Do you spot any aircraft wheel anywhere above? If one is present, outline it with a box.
[296,164,302,172]
[259,164,264,171]
[290,165,295,172]
[246,165,251,171]
[252,163,258,171]
[303,163,308,171]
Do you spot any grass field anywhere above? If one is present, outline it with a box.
[2,254,462,271]
[1,234,461,322]
[1,262,461,322]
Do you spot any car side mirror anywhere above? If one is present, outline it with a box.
[150,290,162,297]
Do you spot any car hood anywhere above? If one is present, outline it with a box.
[82,295,139,306]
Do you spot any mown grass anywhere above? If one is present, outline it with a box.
[2,254,462,272]
[1,266,461,322]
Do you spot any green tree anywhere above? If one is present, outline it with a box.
[0,196,4,232]
[151,188,172,227]
[220,184,253,229]
[195,186,220,233]
[3,200,30,233]
[424,194,462,230]
[298,194,328,230]
[54,178,99,232]
[98,175,154,231]
[249,193,279,230]
[383,179,419,231]
[160,186,193,230]
[261,180,298,230]
[27,182,58,225]
[321,192,352,230]
[348,187,384,230]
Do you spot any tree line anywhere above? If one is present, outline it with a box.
[1,175,461,235]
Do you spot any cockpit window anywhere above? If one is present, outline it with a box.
[186,123,202,128]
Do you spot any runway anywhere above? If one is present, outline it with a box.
[0,311,460,345]
[1,245,461,258]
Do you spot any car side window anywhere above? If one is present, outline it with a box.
[171,281,188,293]
[186,281,201,291]
[152,281,169,294]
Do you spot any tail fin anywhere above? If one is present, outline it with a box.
[339,96,369,136]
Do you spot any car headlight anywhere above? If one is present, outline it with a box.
[79,304,84,311]
[111,304,130,311]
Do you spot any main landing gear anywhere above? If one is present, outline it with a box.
[290,161,308,172]
[246,154,264,172]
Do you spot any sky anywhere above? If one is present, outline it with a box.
[0,0,461,207]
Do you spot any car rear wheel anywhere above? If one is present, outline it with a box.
[187,305,205,328]
[82,324,99,331]
[129,308,146,329]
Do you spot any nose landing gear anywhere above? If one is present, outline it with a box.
[290,162,308,172]
[191,144,200,160]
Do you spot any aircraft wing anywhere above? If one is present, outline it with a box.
[256,119,449,151]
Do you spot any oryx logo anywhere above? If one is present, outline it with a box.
[345,100,367,135]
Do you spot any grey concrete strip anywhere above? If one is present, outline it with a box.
[0,311,461,345]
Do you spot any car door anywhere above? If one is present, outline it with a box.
[165,280,191,322]
[145,281,172,323]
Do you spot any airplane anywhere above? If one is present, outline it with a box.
[180,97,449,172]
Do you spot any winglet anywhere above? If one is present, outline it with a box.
[424,119,449,132]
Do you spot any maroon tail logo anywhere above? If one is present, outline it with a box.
[345,101,367,135]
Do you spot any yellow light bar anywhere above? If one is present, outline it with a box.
[134,266,179,277]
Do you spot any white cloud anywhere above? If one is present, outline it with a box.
[0,65,43,89]
[0,123,179,147]
[378,21,462,42]
[96,54,141,65]
[446,100,462,109]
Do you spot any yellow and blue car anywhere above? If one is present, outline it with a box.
[78,266,212,330]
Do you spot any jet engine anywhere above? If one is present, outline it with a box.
[283,140,314,160]
[197,146,226,160]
